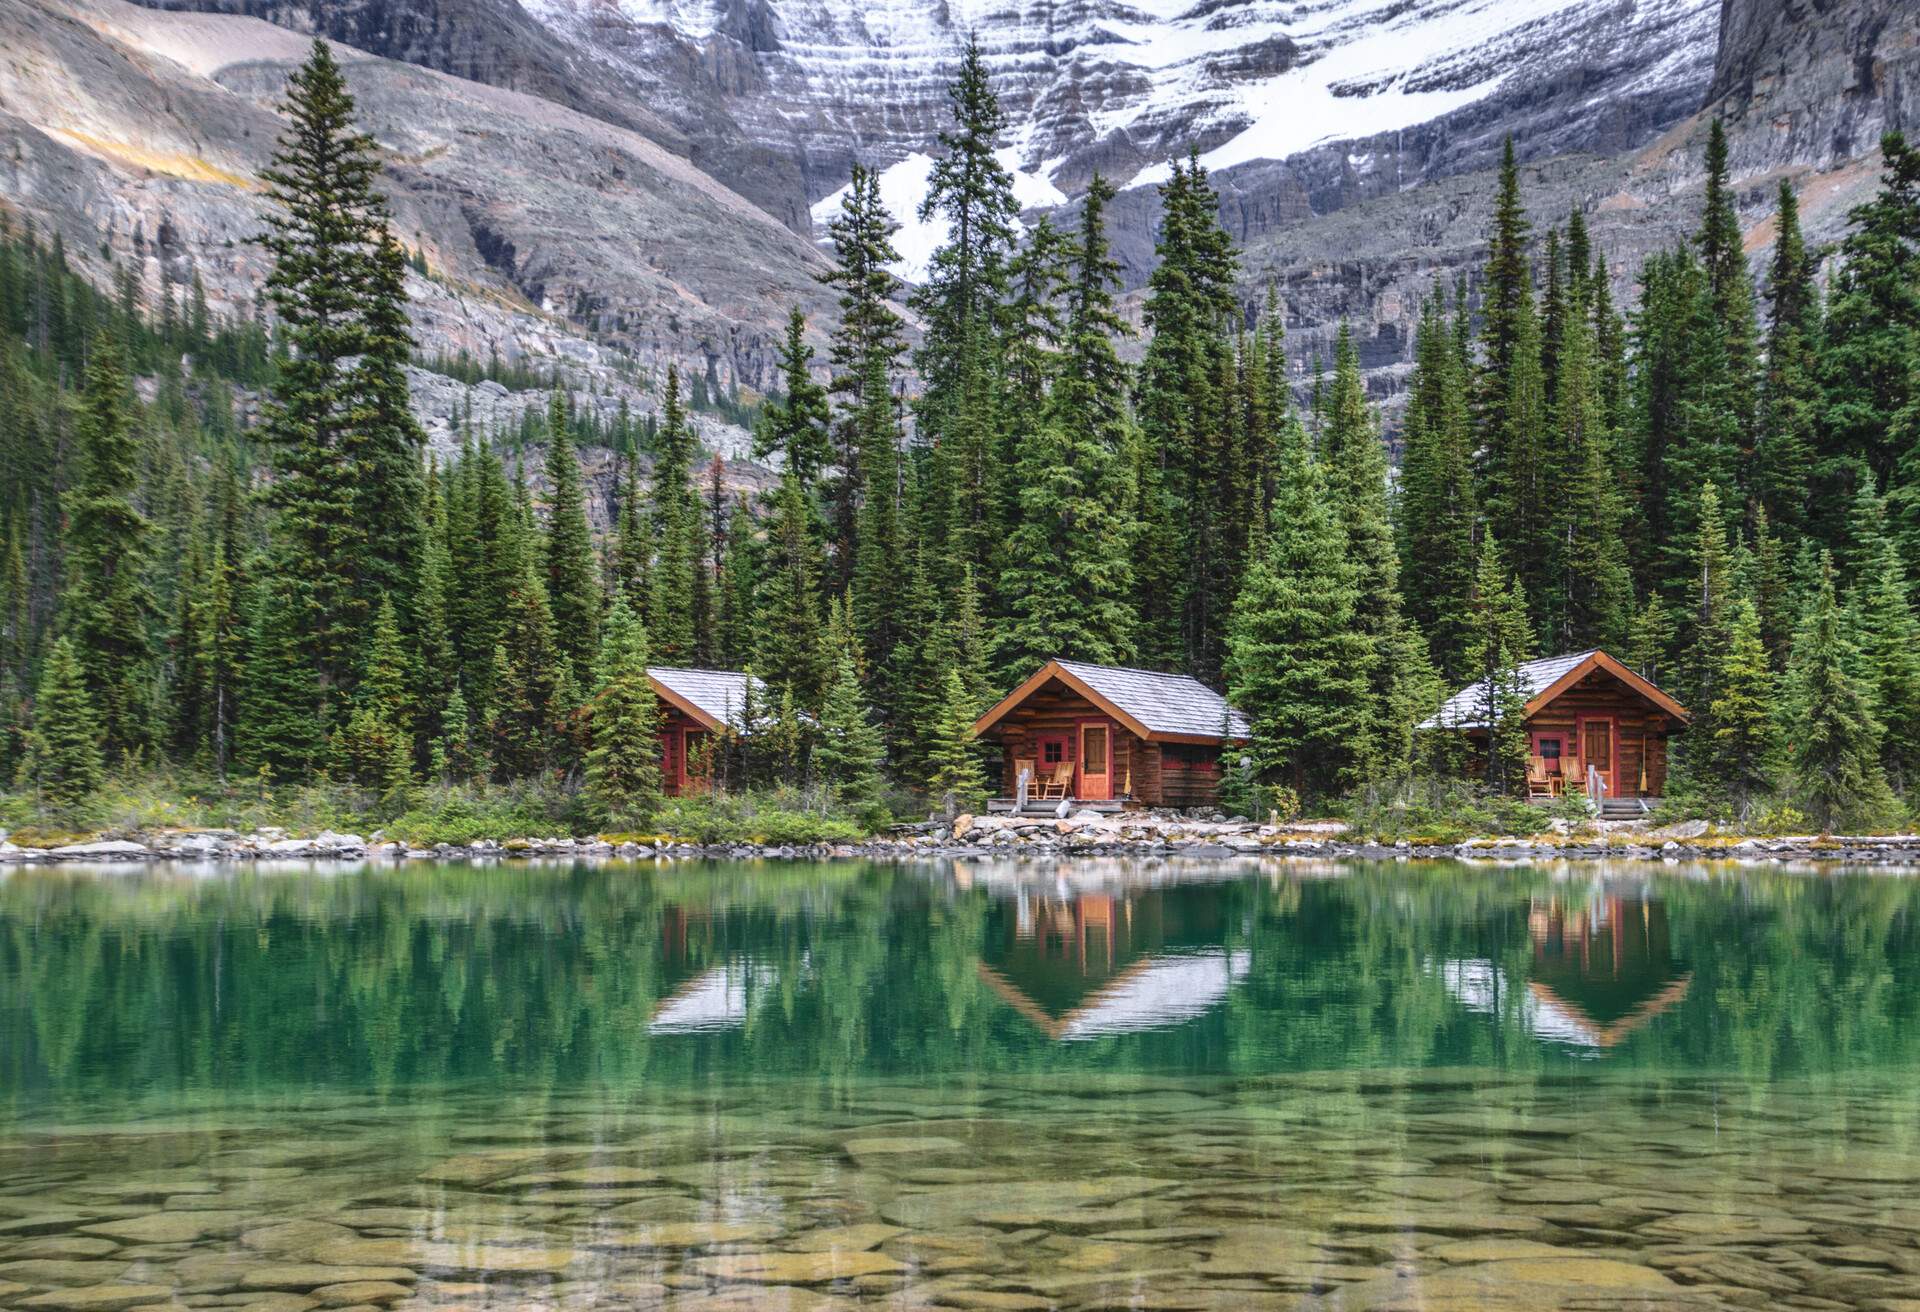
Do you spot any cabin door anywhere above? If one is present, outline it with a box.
[1579,717,1616,799]
[1078,723,1112,802]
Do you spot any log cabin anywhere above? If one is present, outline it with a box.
[970,659,1251,811]
[647,667,766,797]
[1420,649,1689,814]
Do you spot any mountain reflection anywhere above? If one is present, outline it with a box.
[4,858,1920,1105]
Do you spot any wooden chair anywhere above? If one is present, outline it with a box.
[1013,758,1037,802]
[1526,756,1557,803]
[1038,760,1074,800]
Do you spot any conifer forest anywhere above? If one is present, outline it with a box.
[4,37,1920,838]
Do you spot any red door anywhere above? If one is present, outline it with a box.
[1579,717,1615,798]
[1078,722,1112,801]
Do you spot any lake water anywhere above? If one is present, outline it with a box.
[4,857,1920,1310]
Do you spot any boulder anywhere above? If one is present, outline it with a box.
[47,841,152,860]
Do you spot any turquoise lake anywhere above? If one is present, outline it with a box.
[4,856,1920,1309]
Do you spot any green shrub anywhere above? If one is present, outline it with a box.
[1346,777,1553,844]
[655,789,875,845]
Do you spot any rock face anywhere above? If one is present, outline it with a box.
[0,0,835,399]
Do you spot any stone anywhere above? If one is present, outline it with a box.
[496,1166,664,1189]
[582,1223,783,1249]
[19,1286,175,1312]
[238,1222,358,1256]
[6,1241,122,1261]
[237,1269,418,1292]
[927,1293,1052,1310]
[307,1284,410,1307]
[685,1251,905,1284]
[0,1262,133,1288]
[784,1225,903,1253]
[0,1217,95,1239]
[843,1137,966,1160]
[45,842,152,860]
[82,1212,251,1244]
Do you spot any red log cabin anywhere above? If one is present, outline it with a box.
[970,659,1251,811]
[1421,649,1689,813]
[647,667,766,797]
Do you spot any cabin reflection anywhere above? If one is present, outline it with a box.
[1440,889,1691,1049]
[978,885,1248,1041]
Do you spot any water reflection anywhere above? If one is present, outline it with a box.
[978,884,1250,1040]
[5,858,1920,1308]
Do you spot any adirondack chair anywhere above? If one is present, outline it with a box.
[1038,760,1074,800]
[1526,756,1559,802]
[1013,758,1037,804]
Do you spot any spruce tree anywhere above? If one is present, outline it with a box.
[257,40,390,717]
[1784,554,1894,831]
[1462,535,1535,796]
[351,230,427,624]
[649,367,700,664]
[924,668,988,815]
[1758,180,1821,539]
[1225,430,1371,800]
[1321,322,1427,776]
[997,174,1137,676]
[59,332,158,757]
[755,307,832,488]
[491,555,561,779]
[816,646,887,812]
[1694,119,1760,490]
[755,472,829,710]
[542,389,601,680]
[17,636,104,812]
[1545,284,1634,650]
[1705,598,1780,815]
[236,569,321,781]
[583,594,664,827]
[1398,288,1478,685]
[1845,485,1920,789]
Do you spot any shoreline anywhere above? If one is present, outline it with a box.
[7,812,1920,866]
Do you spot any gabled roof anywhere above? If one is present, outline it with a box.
[977,948,1251,1042]
[1419,649,1689,730]
[970,659,1251,744]
[647,667,767,733]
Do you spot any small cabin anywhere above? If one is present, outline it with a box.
[970,659,1251,811]
[647,667,766,797]
[1421,649,1689,809]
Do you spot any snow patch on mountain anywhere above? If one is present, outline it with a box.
[809,147,1069,282]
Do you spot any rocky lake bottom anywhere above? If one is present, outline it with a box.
[4,857,1920,1309]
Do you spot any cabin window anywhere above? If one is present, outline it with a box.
[1041,740,1065,766]
[1533,735,1564,774]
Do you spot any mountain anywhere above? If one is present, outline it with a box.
[0,0,835,423]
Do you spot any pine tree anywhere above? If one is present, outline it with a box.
[236,569,322,780]
[1704,598,1780,815]
[17,636,104,812]
[649,366,700,664]
[820,164,906,592]
[1545,282,1634,650]
[755,307,832,487]
[912,34,1019,586]
[1845,485,1920,789]
[351,230,428,624]
[583,594,663,827]
[59,332,158,757]
[924,668,988,815]
[1758,179,1821,539]
[1136,153,1239,677]
[1462,535,1535,796]
[997,173,1137,676]
[611,456,650,617]
[1398,287,1478,684]
[1784,554,1894,831]
[816,646,887,811]
[257,40,391,717]
[755,471,829,710]
[1321,322,1426,776]
[491,556,561,779]
[1694,119,1760,494]
[1225,432,1371,800]
[542,389,601,680]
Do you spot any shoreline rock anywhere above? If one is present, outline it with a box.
[0,814,1915,867]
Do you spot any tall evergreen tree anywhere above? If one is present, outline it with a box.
[542,389,601,680]
[1225,431,1370,800]
[649,367,701,664]
[1462,535,1535,796]
[1845,485,1920,789]
[755,307,832,488]
[59,333,158,757]
[755,472,829,710]
[1758,179,1822,540]
[1703,599,1780,815]
[1694,119,1761,495]
[17,636,103,812]
[1784,554,1894,831]
[816,647,887,812]
[583,594,663,827]
[1398,288,1478,685]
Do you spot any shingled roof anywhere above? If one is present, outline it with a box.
[1419,649,1688,730]
[647,668,767,734]
[972,659,1251,743]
